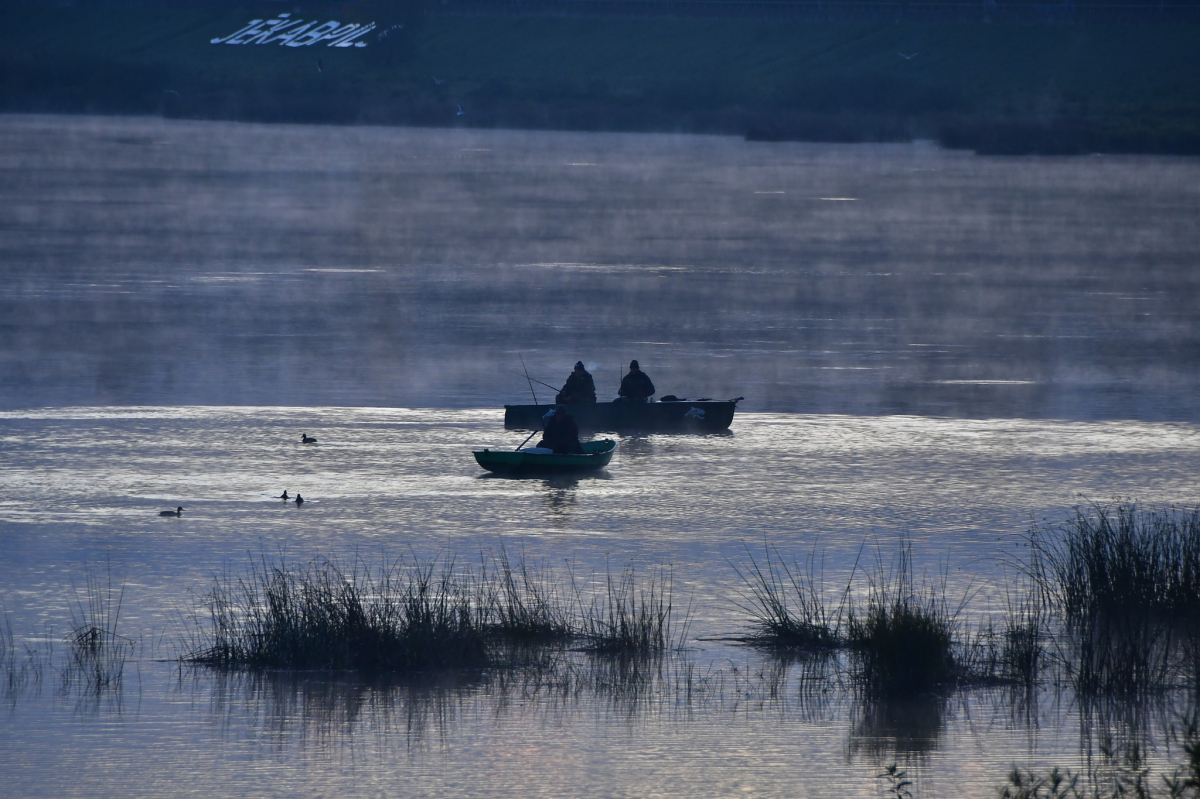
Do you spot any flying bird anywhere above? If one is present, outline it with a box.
[432,75,445,85]
[456,104,465,116]
[162,90,182,98]
[898,52,918,60]
[316,59,323,73]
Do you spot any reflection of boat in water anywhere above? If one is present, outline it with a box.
[473,439,616,474]
[503,398,741,433]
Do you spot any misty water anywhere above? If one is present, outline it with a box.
[2,114,1199,797]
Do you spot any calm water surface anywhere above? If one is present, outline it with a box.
[1,115,1199,797]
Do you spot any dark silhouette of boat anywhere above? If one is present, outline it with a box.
[503,398,741,433]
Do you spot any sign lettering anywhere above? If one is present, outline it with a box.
[211,14,376,48]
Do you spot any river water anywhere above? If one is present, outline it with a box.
[1,114,1198,797]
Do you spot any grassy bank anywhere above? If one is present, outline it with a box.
[4,1,1200,153]
[184,551,680,671]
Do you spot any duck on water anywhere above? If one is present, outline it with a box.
[159,506,183,517]
[301,433,317,444]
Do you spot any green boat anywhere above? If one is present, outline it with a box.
[473,439,617,475]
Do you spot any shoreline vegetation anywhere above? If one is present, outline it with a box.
[4,1,1200,155]
[3,502,1200,794]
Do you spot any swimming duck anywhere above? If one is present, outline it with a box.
[277,490,289,500]
[294,494,304,505]
[159,506,184,517]
[301,433,317,444]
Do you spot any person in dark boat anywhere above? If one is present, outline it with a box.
[555,361,597,404]
[536,405,584,454]
[617,360,655,402]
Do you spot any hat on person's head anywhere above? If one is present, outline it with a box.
[574,361,584,370]
[629,360,639,369]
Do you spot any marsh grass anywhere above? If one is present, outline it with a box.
[575,565,683,655]
[847,545,959,696]
[731,544,846,651]
[1029,503,1200,695]
[185,551,679,673]
[63,564,134,693]
[189,554,488,671]
[487,547,572,644]
[731,541,1047,694]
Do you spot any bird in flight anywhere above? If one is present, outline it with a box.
[432,75,445,85]
[898,52,918,60]
[456,104,465,116]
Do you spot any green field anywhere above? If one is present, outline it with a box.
[4,1,1200,152]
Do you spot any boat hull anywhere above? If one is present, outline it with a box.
[503,400,738,433]
[474,439,616,474]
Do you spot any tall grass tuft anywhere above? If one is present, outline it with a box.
[485,547,572,644]
[190,554,488,672]
[577,565,678,655]
[847,545,957,696]
[186,551,680,673]
[64,564,134,693]
[731,544,844,651]
[1030,503,1200,695]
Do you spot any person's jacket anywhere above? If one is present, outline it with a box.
[556,370,596,404]
[618,370,655,400]
[540,412,583,454]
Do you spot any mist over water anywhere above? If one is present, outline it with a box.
[2,114,1199,798]
[1,114,1197,418]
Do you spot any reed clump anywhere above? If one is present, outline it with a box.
[185,551,678,673]
[576,566,679,655]
[732,545,843,651]
[847,546,958,696]
[190,555,489,671]
[1029,503,1200,695]
[732,542,1047,693]
[486,547,572,645]
[64,564,134,693]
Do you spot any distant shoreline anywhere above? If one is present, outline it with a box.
[5,1,1200,155]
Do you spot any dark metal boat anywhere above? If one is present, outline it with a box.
[503,398,741,433]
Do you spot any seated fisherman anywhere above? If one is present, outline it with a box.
[555,361,597,404]
[616,360,655,403]
[536,405,584,454]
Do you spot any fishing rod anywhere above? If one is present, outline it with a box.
[519,354,539,405]
[515,354,548,451]
[510,370,558,393]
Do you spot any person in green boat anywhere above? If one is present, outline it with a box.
[555,361,596,404]
[536,405,584,454]
[617,360,655,402]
